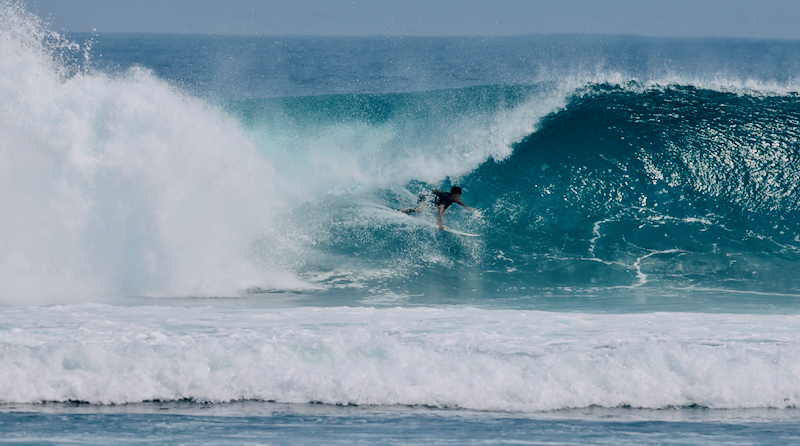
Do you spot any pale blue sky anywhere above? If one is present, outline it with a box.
[28,0,800,39]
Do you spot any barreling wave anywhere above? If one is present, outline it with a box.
[286,82,800,298]
[463,82,800,292]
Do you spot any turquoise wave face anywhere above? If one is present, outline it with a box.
[461,84,800,291]
[237,83,800,305]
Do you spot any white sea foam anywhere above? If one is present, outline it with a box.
[0,2,310,303]
[1,304,799,411]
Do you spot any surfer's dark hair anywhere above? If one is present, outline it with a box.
[450,186,463,194]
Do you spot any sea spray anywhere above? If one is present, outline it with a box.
[0,1,305,304]
[232,84,570,197]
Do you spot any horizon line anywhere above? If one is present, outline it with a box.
[57,30,800,43]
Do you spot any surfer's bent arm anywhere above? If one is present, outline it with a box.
[437,204,446,229]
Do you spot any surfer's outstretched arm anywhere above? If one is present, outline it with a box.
[455,199,474,212]
[437,204,446,229]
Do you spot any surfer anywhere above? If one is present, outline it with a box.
[400,186,475,230]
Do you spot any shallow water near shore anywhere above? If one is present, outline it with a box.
[4,403,800,445]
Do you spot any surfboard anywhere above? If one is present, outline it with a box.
[367,204,480,237]
[441,227,480,237]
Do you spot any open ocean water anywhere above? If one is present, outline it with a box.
[4,0,800,443]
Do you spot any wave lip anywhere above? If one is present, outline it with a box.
[2,305,799,412]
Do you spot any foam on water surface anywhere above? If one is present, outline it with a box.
[2,304,800,411]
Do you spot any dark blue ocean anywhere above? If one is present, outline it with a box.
[4,1,800,444]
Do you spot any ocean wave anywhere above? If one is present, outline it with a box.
[268,81,800,295]
[4,0,800,303]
